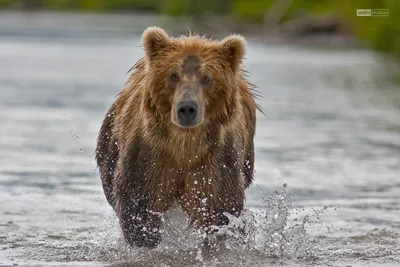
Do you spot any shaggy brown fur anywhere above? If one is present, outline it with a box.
[95,26,261,248]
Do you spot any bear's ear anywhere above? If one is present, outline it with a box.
[219,34,247,73]
[142,26,170,61]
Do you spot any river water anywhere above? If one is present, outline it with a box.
[0,12,400,267]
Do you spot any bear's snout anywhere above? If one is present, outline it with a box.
[177,100,198,126]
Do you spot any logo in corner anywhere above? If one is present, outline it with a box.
[357,9,389,17]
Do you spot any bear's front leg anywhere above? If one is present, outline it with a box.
[201,195,244,253]
[113,141,182,248]
[113,147,163,249]
[179,166,245,251]
[116,195,162,248]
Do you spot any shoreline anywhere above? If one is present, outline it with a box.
[0,10,360,49]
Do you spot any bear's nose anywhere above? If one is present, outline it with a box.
[177,101,198,124]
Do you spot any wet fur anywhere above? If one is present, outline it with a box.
[95,27,261,248]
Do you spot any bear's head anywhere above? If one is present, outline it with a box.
[142,27,246,130]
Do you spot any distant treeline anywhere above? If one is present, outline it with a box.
[0,0,398,57]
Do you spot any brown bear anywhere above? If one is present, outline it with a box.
[95,26,261,249]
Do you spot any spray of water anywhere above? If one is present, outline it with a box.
[85,183,328,266]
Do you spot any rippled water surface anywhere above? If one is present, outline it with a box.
[1,13,400,267]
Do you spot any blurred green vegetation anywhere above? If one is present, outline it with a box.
[335,0,399,58]
[0,0,398,57]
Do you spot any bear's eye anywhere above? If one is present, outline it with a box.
[169,72,180,83]
[201,74,212,85]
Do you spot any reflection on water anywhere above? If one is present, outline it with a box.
[0,13,400,267]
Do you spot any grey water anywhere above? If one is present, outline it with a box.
[0,12,400,267]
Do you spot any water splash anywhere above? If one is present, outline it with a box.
[0,185,334,266]
[4,183,399,266]
[216,183,312,260]
[83,183,319,266]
